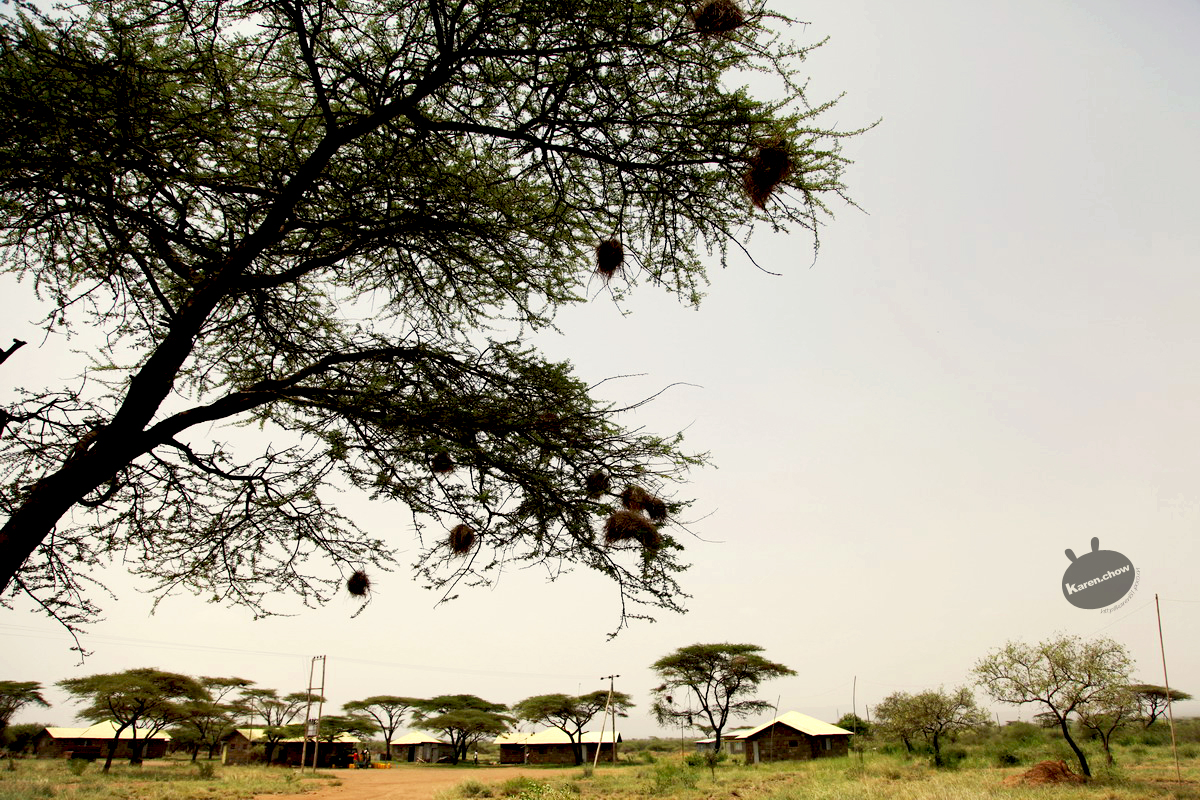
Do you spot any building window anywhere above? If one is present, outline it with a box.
[732,742,743,753]
[788,740,798,748]
[824,738,832,750]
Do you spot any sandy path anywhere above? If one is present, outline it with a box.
[254,766,580,800]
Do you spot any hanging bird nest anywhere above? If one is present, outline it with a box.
[743,139,793,209]
[449,523,475,555]
[620,484,667,522]
[431,451,455,474]
[595,238,624,281]
[534,411,562,434]
[691,0,746,35]
[620,484,649,511]
[585,469,612,498]
[604,509,661,550]
[346,570,371,597]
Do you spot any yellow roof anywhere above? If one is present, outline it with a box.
[390,732,449,746]
[733,712,852,739]
[495,729,621,745]
[43,721,171,740]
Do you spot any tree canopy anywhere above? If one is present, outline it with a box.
[0,680,49,738]
[411,694,513,763]
[650,642,794,749]
[0,0,863,639]
[1129,684,1192,727]
[974,634,1134,778]
[901,687,989,767]
[513,690,633,765]
[57,667,206,771]
[342,695,418,760]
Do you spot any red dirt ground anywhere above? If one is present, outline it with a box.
[1001,759,1086,786]
[254,765,579,800]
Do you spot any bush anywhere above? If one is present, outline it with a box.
[67,759,88,776]
[499,777,536,796]
[648,762,698,795]
[457,780,494,798]
[993,751,1021,767]
[937,748,968,769]
[196,761,216,779]
[683,750,725,768]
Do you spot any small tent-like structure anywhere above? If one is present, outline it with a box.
[714,711,852,763]
[495,729,622,765]
[34,721,172,760]
[220,727,361,767]
[390,732,452,763]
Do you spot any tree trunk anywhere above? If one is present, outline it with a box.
[102,737,118,773]
[931,731,941,767]
[1059,718,1090,778]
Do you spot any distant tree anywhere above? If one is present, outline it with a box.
[57,667,205,772]
[0,681,49,740]
[907,687,990,767]
[514,690,634,765]
[874,692,920,752]
[173,676,254,760]
[412,695,513,764]
[974,634,1134,778]
[342,696,417,761]
[1077,686,1139,767]
[1129,684,1192,727]
[237,688,321,764]
[2,721,43,754]
[1028,711,1057,729]
[650,643,795,751]
[300,714,378,745]
[0,0,863,644]
[834,712,871,738]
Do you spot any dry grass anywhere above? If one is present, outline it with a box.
[519,751,1200,800]
[0,758,339,800]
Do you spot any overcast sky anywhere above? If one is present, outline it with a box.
[4,0,1200,738]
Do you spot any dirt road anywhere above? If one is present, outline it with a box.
[254,766,580,800]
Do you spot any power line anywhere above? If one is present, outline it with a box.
[0,623,594,680]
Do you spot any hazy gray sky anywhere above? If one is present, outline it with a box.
[3,0,1199,738]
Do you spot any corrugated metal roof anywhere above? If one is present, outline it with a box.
[43,721,171,740]
[231,727,360,744]
[390,732,449,745]
[494,729,621,745]
[735,711,852,739]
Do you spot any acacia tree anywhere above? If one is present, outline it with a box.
[342,695,417,761]
[173,676,254,760]
[293,714,378,745]
[650,642,795,750]
[906,687,989,767]
[974,634,1134,779]
[1077,686,1139,767]
[0,680,49,741]
[1129,684,1192,727]
[411,695,513,764]
[237,688,321,764]
[872,692,919,752]
[513,690,634,765]
[0,0,862,638]
[57,667,205,772]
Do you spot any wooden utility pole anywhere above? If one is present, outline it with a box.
[594,674,619,769]
[299,656,327,773]
[1156,595,1181,782]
